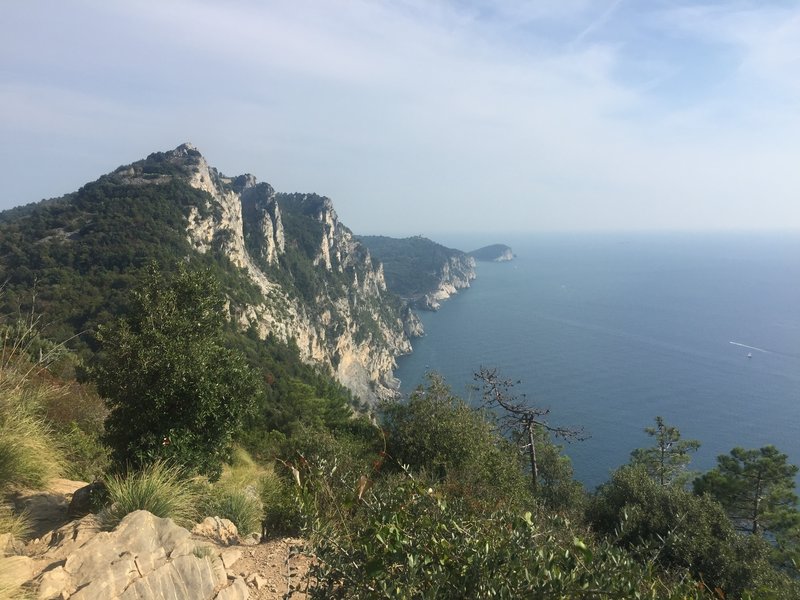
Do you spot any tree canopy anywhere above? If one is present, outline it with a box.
[630,416,700,487]
[93,263,261,479]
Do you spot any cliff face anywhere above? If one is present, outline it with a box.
[112,144,418,402]
[415,253,476,311]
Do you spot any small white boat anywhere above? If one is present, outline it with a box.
[747,353,752,359]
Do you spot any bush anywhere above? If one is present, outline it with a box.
[93,263,261,480]
[57,423,110,482]
[588,465,794,598]
[303,468,704,599]
[99,461,203,529]
[260,473,304,537]
[381,374,530,511]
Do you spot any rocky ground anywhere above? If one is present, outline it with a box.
[1,479,312,599]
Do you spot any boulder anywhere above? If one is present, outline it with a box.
[214,577,249,600]
[192,516,240,546]
[67,481,107,517]
[33,511,246,600]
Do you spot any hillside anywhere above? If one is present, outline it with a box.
[356,235,475,310]
[0,143,420,403]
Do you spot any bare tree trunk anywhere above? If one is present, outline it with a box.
[527,420,538,490]
[752,475,763,535]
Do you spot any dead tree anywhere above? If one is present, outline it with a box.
[475,367,587,490]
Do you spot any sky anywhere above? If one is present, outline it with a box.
[2,0,800,235]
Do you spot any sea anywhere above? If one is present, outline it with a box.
[394,232,800,491]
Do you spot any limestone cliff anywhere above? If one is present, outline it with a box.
[112,143,418,403]
[414,252,476,311]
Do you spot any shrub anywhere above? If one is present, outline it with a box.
[57,423,110,482]
[303,467,705,599]
[99,461,203,529]
[588,465,794,598]
[93,263,261,480]
[261,473,304,537]
[381,374,530,511]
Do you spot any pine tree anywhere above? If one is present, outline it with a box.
[630,416,700,487]
[694,445,800,568]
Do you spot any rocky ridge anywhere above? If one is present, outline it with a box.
[113,144,420,402]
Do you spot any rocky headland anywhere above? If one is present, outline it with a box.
[356,235,476,311]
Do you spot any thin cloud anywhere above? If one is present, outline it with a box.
[571,0,625,46]
[1,0,799,232]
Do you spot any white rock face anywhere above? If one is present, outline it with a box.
[33,511,246,600]
[134,144,417,403]
[418,255,476,310]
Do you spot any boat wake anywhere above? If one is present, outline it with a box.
[729,341,771,354]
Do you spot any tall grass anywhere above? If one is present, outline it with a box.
[204,446,266,536]
[207,488,262,535]
[1,296,109,492]
[0,301,71,492]
[0,503,30,541]
[100,461,203,529]
[0,398,63,491]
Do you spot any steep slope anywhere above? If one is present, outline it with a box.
[0,143,419,402]
[356,235,476,310]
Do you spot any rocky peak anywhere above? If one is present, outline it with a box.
[231,174,258,193]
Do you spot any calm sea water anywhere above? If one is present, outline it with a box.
[394,233,800,490]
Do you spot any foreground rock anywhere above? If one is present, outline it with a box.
[30,510,248,599]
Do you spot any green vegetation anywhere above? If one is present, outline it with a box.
[92,263,261,480]
[206,489,262,536]
[695,445,800,568]
[0,321,65,492]
[99,461,202,529]
[381,373,530,511]
[589,465,787,598]
[1,268,798,598]
[630,416,701,487]
[305,472,703,599]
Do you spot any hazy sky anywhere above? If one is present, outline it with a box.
[2,1,800,235]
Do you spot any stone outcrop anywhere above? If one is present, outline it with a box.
[24,510,248,600]
[110,143,419,403]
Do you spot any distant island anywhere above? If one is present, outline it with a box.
[468,244,515,262]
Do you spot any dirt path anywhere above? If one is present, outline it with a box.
[229,537,312,599]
